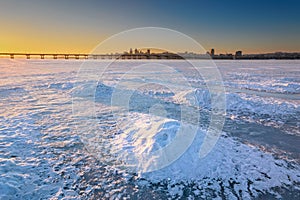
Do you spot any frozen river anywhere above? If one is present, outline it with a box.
[0,59,299,199]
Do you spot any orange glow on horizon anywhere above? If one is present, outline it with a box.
[1,31,299,55]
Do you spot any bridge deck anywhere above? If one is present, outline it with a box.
[0,53,185,60]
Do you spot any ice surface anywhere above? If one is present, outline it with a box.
[0,59,299,199]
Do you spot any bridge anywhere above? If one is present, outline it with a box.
[0,53,184,60]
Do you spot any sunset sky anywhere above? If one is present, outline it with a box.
[0,0,299,54]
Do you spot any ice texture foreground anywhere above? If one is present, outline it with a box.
[0,59,299,199]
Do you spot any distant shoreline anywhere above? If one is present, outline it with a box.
[1,52,300,60]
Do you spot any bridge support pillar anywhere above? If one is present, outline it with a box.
[10,54,14,59]
[26,54,30,59]
[53,55,57,59]
[41,54,44,59]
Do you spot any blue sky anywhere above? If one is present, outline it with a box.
[0,0,299,53]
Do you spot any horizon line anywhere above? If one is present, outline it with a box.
[1,50,300,55]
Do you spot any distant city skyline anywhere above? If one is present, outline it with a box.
[1,48,300,60]
[1,0,299,54]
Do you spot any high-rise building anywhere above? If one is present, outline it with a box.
[210,48,215,56]
[129,48,133,55]
[134,48,139,54]
[235,51,242,57]
[147,49,150,55]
